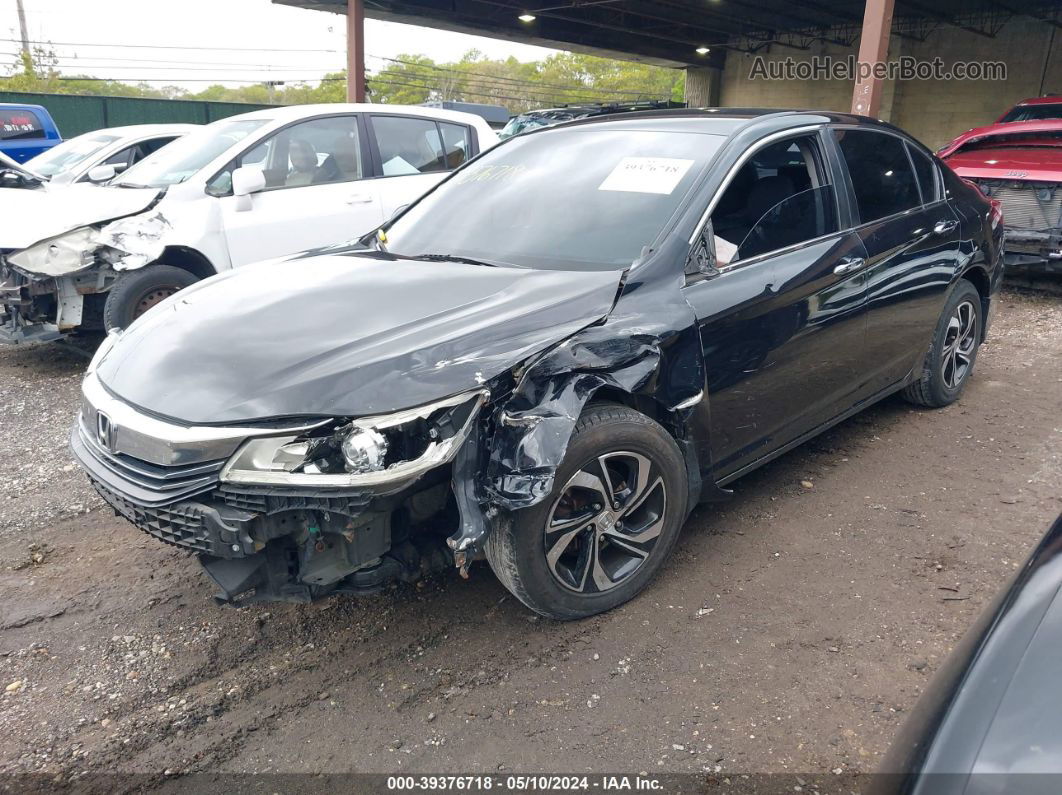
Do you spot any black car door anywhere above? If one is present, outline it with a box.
[830,128,962,396]
[682,128,869,480]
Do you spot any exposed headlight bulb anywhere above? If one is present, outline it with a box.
[340,427,388,474]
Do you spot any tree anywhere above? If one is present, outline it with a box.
[2,45,686,113]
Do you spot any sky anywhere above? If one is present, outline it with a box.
[5,0,559,89]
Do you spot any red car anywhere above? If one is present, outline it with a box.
[939,99,1062,274]
[995,95,1062,123]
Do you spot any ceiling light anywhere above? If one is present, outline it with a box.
[696,46,710,55]
[518,13,536,22]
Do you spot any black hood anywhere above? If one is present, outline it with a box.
[95,252,624,424]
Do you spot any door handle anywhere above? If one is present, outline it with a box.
[833,256,866,275]
[346,193,373,204]
[933,219,958,235]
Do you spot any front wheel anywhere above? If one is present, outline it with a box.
[485,404,688,620]
[902,280,982,408]
[103,264,198,331]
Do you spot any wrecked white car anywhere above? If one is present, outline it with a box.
[18,124,196,188]
[0,104,499,343]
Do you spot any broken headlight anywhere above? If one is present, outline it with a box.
[96,211,169,271]
[220,390,488,487]
[8,227,97,277]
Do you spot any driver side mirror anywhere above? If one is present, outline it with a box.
[685,222,720,282]
[86,164,116,183]
[232,166,267,212]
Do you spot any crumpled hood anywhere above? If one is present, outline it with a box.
[96,252,624,424]
[0,182,159,250]
[0,150,46,185]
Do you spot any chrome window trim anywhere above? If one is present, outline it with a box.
[80,372,326,467]
[713,229,849,275]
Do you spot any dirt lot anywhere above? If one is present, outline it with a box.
[0,290,1059,785]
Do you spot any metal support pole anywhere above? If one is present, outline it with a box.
[16,0,31,59]
[346,0,366,103]
[851,0,895,117]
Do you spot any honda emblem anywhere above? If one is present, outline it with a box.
[96,411,117,452]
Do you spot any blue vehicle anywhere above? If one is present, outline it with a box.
[0,103,61,163]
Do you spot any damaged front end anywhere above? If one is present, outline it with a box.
[968,179,1062,274]
[0,209,169,343]
[73,370,495,604]
[70,246,715,605]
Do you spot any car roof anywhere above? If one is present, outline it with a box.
[230,103,493,127]
[540,107,907,138]
[0,102,48,111]
[79,123,199,137]
[1013,96,1062,106]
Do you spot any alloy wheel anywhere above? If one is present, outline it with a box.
[941,299,977,389]
[543,451,667,594]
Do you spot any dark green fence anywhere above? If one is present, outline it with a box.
[0,91,279,137]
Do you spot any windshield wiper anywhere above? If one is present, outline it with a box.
[410,253,501,268]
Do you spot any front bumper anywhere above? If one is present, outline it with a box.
[69,375,468,603]
[0,258,113,342]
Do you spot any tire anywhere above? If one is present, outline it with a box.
[103,264,198,331]
[902,280,982,408]
[485,403,688,620]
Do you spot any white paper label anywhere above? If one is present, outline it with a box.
[598,157,695,195]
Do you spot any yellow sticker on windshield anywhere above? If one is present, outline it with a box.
[452,164,527,185]
[598,157,695,195]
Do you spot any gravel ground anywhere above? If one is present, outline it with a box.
[0,289,1059,786]
[0,338,100,539]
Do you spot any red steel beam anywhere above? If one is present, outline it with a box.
[851,0,895,117]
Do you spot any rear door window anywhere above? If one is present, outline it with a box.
[906,143,940,204]
[439,122,471,169]
[834,129,921,223]
[0,108,44,140]
[370,116,455,175]
[139,136,179,158]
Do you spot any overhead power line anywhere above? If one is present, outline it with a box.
[369,54,661,98]
[44,75,346,84]
[368,72,655,102]
[0,36,345,53]
[0,53,344,69]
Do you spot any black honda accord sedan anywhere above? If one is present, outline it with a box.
[72,109,1003,618]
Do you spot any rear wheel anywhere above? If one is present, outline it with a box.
[485,404,688,620]
[103,264,197,331]
[902,280,982,408]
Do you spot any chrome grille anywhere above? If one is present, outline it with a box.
[75,418,225,507]
[981,182,1062,230]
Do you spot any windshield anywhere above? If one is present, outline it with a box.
[114,118,267,188]
[385,127,724,271]
[1000,104,1062,123]
[27,133,119,178]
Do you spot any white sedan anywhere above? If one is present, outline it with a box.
[0,104,500,341]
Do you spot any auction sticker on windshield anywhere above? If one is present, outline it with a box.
[598,157,695,194]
